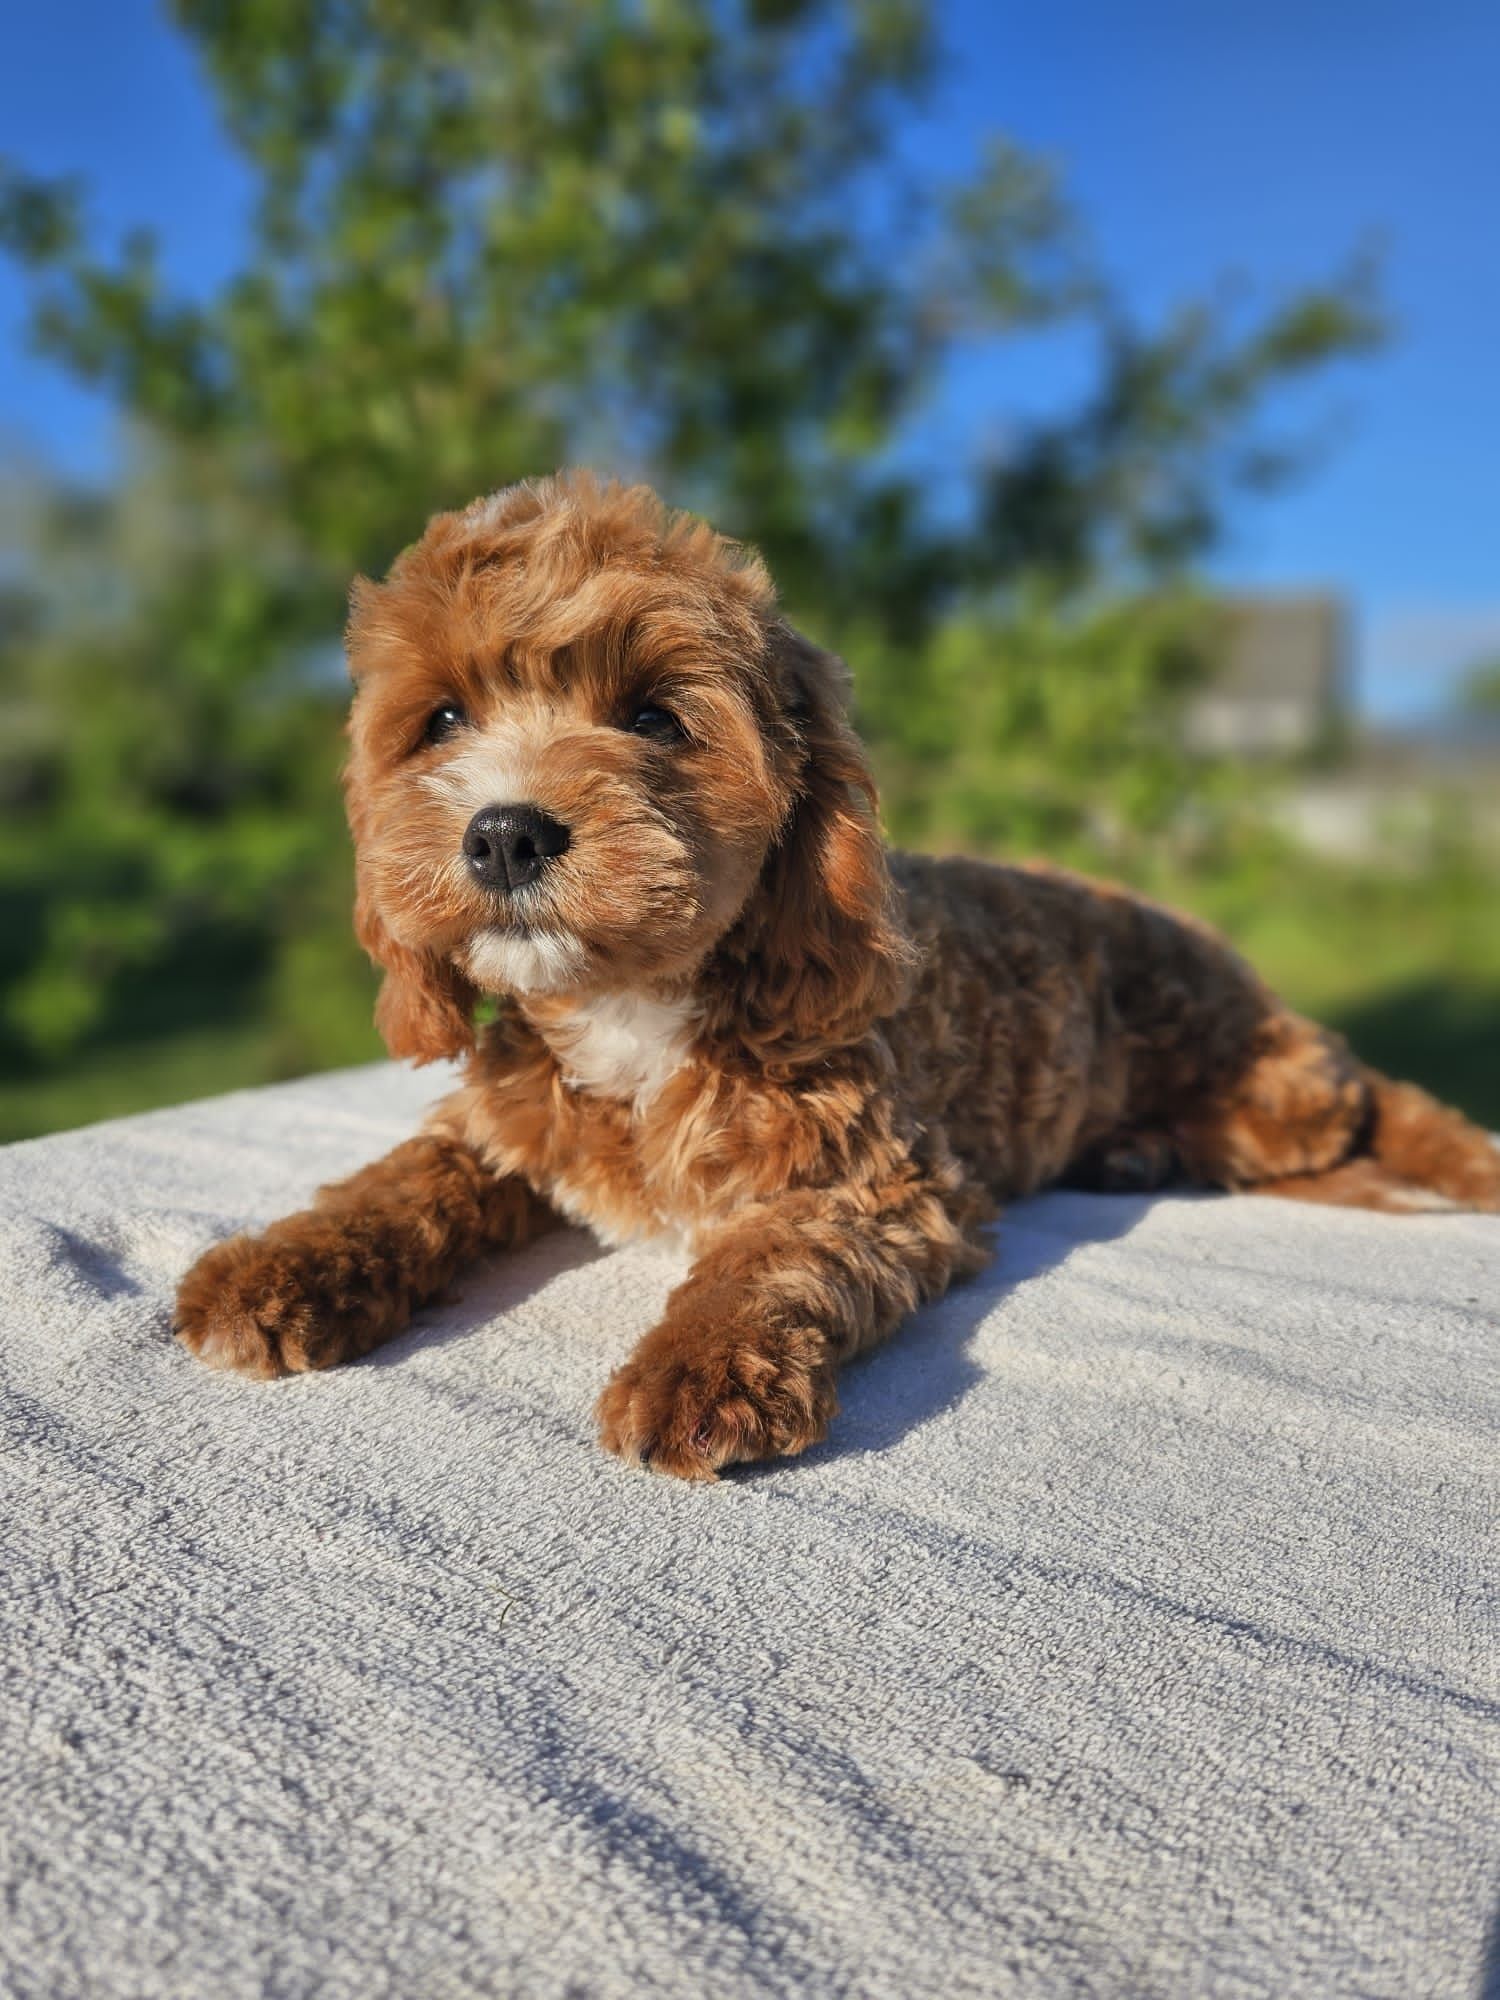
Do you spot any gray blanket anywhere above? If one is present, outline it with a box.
[2,1062,1497,1999]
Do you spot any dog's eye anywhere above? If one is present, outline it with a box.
[423,703,468,746]
[627,703,685,743]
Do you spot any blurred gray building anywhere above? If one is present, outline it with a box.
[1186,594,1349,756]
[1184,590,1500,859]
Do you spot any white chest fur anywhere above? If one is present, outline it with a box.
[545,992,698,1108]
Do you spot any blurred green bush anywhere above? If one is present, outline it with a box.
[2,0,1492,1142]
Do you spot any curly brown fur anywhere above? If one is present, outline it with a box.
[175,1134,556,1376]
[175,473,1500,1473]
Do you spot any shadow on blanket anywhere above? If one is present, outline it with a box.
[360,1221,613,1371]
[1479,1903,1500,2000]
[741,1188,1162,1473]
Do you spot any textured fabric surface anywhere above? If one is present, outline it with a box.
[2,1062,1497,2000]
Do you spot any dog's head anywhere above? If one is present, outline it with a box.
[344,473,909,1064]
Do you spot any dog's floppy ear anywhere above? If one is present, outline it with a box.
[345,788,477,1068]
[717,623,912,1059]
[353,879,477,1065]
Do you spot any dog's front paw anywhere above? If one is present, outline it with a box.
[596,1320,837,1479]
[174,1227,358,1378]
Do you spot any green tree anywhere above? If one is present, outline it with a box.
[0,0,1380,1130]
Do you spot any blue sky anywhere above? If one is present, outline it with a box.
[2,0,1496,718]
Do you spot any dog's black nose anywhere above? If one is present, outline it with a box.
[462,804,571,892]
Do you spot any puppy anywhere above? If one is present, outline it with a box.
[175,474,1500,1477]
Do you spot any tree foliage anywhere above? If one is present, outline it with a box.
[0,0,1381,1108]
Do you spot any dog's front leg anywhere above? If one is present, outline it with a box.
[596,1173,986,1479]
[175,1129,556,1378]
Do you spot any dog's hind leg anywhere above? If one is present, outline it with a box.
[1356,1070,1500,1210]
[1241,1157,1470,1214]
[1174,1010,1499,1215]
